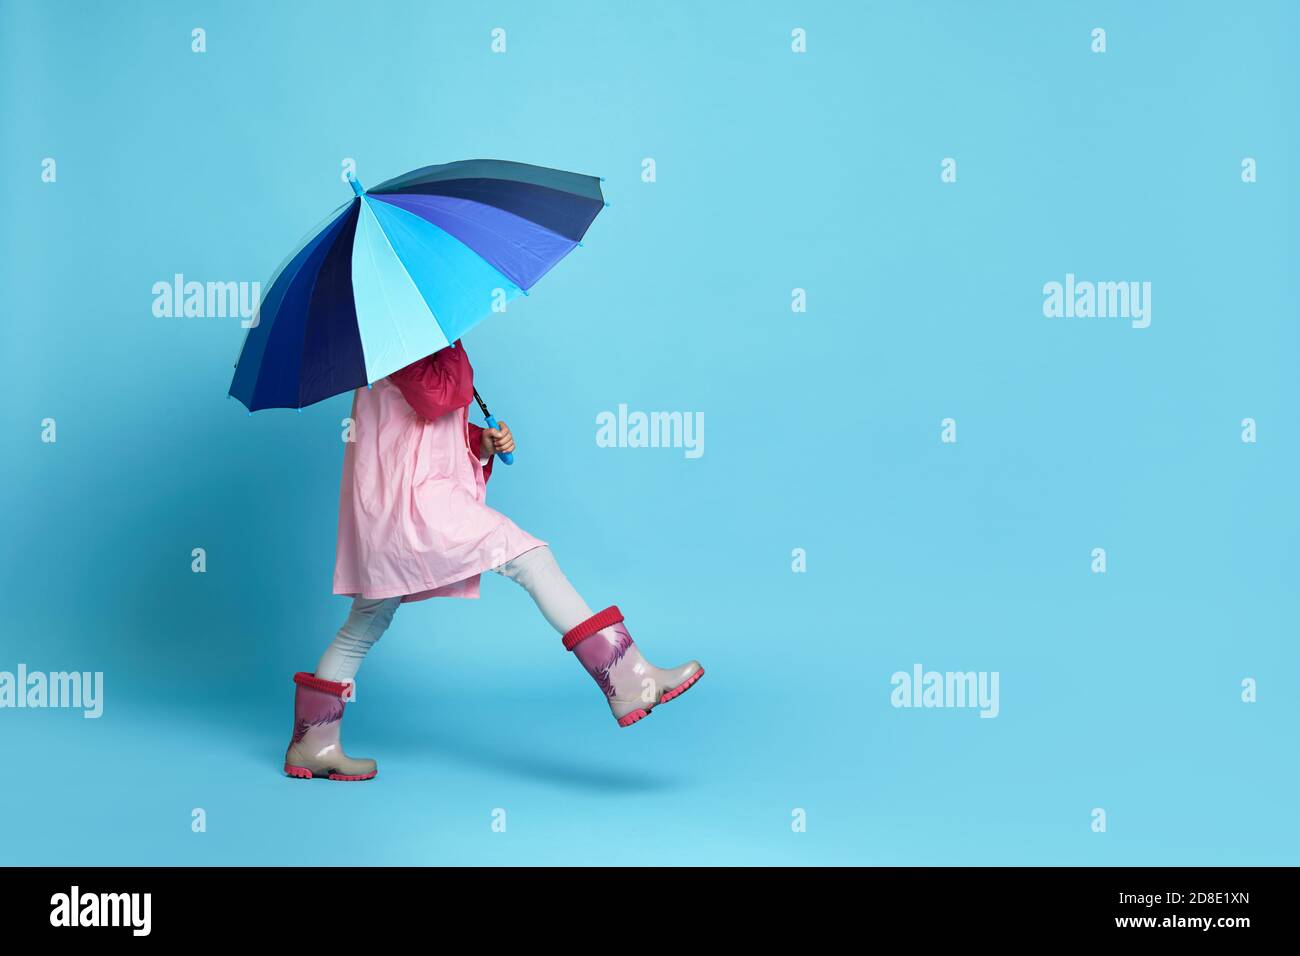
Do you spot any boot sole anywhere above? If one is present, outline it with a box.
[617,667,705,727]
[284,762,377,782]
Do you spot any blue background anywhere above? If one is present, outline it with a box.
[2,0,1296,865]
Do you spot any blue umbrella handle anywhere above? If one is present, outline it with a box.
[483,413,514,466]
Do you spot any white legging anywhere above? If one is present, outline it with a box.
[314,545,593,683]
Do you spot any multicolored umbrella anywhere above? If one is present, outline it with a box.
[229,159,606,415]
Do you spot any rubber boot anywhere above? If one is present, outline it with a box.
[283,672,377,781]
[562,606,704,727]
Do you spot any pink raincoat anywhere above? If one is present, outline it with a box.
[333,341,545,603]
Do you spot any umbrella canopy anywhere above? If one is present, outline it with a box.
[229,159,606,411]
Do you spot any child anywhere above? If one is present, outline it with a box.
[284,340,704,781]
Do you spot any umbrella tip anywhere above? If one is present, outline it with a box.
[603,201,610,207]
[599,176,606,182]
[347,172,364,197]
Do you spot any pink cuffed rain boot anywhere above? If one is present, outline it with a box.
[283,672,377,781]
[562,606,704,727]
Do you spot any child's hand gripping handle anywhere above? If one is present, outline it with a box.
[484,414,514,466]
[472,387,514,466]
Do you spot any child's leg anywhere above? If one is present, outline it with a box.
[491,545,703,726]
[314,596,402,683]
[285,595,398,781]
[490,545,593,634]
